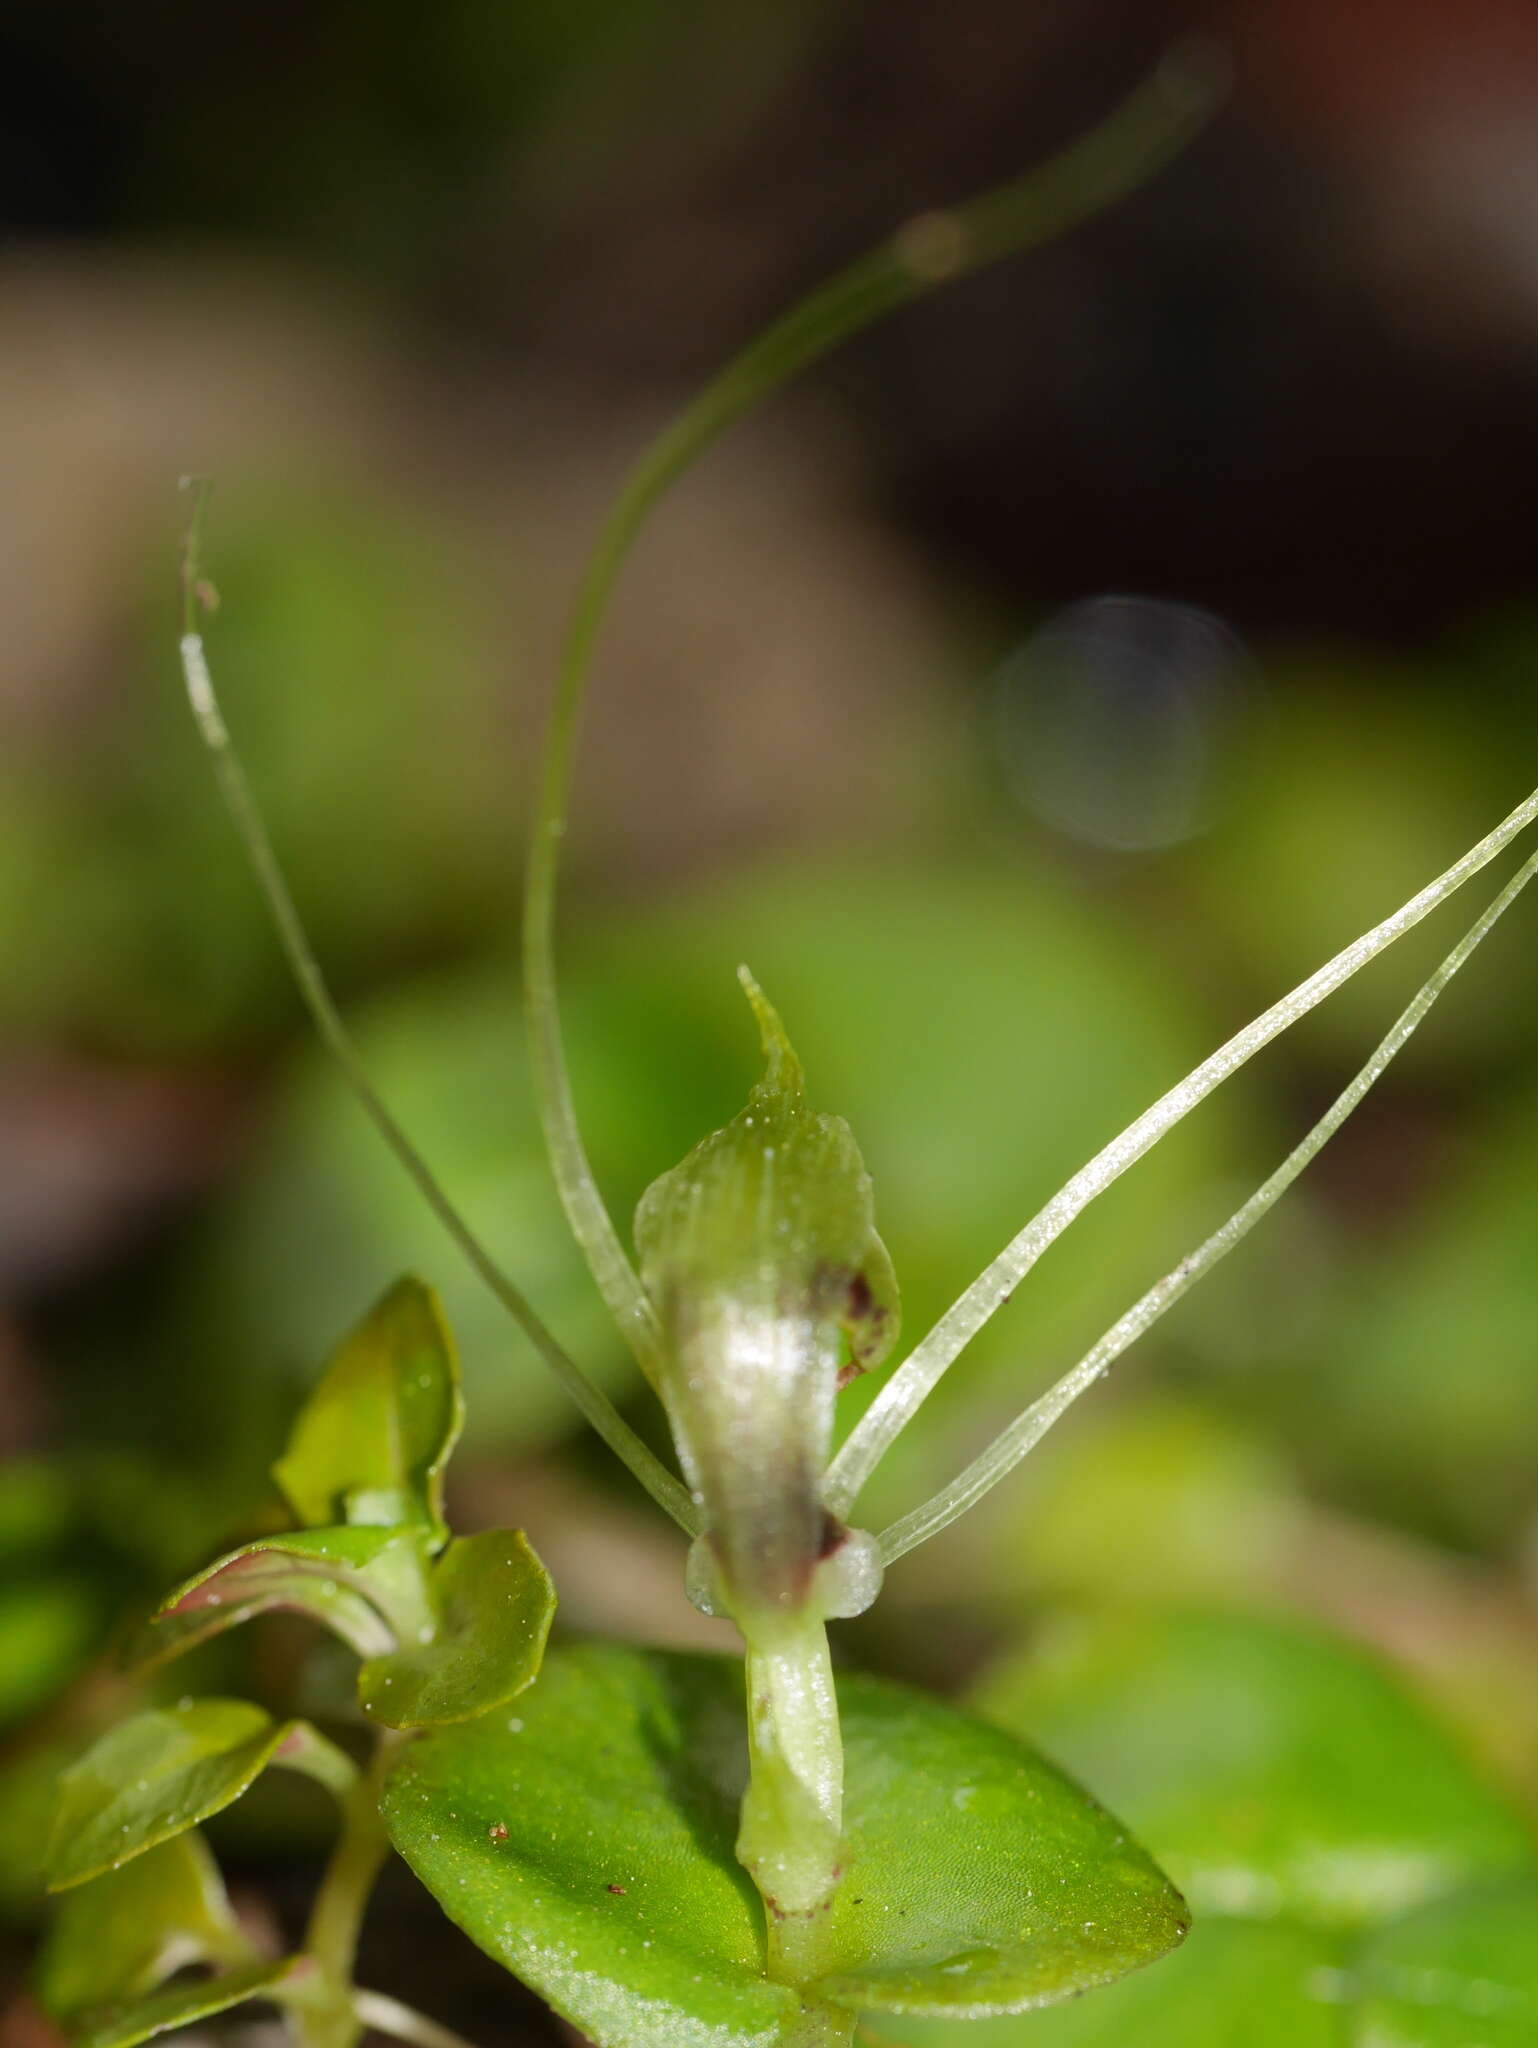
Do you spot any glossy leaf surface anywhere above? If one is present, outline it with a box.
[358,1529,555,1727]
[817,1674,1186,2016]
[69,1959,301,2048]
[37,1832,251,2021]
[976,1610,1532,1930]
[877,1917,1346,2048]
[46,1700,356,1890]
[1350,1876,1538,2046]
[272,1277,462,1540]
[382,1644,1184,2048]
[138,1525,416,1666]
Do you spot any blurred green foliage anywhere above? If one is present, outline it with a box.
[6,175,1538,2045]
[885,1610,1538,2046]
[104,853,1235,1512]
[4,11,1538,2036]
[0,482,510,1054]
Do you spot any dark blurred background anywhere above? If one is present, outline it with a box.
[5,0,1538,2036]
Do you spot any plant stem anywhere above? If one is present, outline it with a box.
[775,1997,858,2048]
[767,1914,845,1998]
[734,1615,853,2023]
[827,778,1538,1515]
[291,1731,404,2048]
[874,836,1538,1562]
[522,48,1224,1399]
[350,1990,488,2048]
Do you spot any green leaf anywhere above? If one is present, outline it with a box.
[46,1701,357,1891]
[873,1917,1347,2048]
[815,1675,1185,2018]
[1350,1876,1538,2047]
[975,1609,1533,1931]
[381,1644,1185,2048]
[272,1277,463,1540]
[37,1833,251,2021]
[358,1528,555,1728]
[138,1526,421,1667]
[66,1958,304,2048]
[384,1645,791,2048]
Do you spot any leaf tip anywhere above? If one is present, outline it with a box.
[737,965,804,1101]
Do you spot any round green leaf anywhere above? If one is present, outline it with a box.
[272,1277,463,1539]
[384,1646,793,2048]
[976,1610,1534,1931]
[381,1644,1185,2048]
[873,1917,1348,2048]
[1350,1877,1538,2047]
[37,1833,251,2021]
[358,1529,555,1728]
[816,1678,1185,2018]
[46,1701,356,1891]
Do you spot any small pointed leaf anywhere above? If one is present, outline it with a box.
[66,1958,304,2048]
[381,1644,1184,2048]
[976,1609,1533,1931]
[136,1526,421,1668]
[37,1833,252,2022]
[358,1528,554,1728]
[1351,1876,1538,2047]
[47,1701,357,1891]
[272,1278,463,1541]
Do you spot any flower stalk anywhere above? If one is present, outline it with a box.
[739,1619,845,1931]
[290,1730,407,2048]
